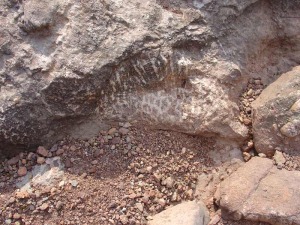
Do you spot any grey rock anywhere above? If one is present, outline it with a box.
[148,201,209,225]
[218,157,300,225]
[16,157,64,191]
[0,0,300,156]
[252,66,300,156]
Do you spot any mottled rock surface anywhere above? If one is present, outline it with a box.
[252,66,300,156]
[0,0,300,155]
[148,201,209,225]
[218,157,300,225]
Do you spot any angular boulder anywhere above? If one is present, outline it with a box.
[148,201,209,225]
[217,157,300,225]
[252,66,300,156]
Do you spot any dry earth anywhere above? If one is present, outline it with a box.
[0,124,273,225]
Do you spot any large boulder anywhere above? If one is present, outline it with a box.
[217,157,300,225]
[252,66,300,156]
[148,201,209,225]
[0,0,300,156]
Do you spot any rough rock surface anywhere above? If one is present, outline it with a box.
[252,66,300,156]
[217,157,300,225]
[1,0,300,155]
[148,201,209,225]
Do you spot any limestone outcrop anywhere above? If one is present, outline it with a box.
[0,0,300,155]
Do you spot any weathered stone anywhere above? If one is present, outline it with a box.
[149,201,209,225]
[218,157,300,225]
[252,67,300,156]
[273,150,286,167]
[7,156,20,165]
[37,146,48,157]
[17,167,27,177]
[2,0,300,156]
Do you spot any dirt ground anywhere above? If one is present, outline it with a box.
[0,124,270,225]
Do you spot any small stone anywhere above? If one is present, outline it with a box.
[70,145,76,151]
[258,153,266,158]
[181,147,187,154]
[273,150,286,166]
[13,213,21,219]
[37,156,46,164]
[243,152,252,162]
[50,144,58,152]
[8,197,16,204]
[5,219,12,225]
[171,192,178,202]
[40,203,49,211]
[15,191,30,199]
[209,215,221,225]
[7,156,20,165]
[157,198,166,207]
[243,118,252,125]
[70,180,78,187]
[56,201,64,210]
[119,128,129,135]
[153,173,162,182]
[17,167,27,176]
[162,177,175,188]
[108,128,117,135]
[91,160,98,165]
[123,122,132,128]
[120,215,129,224]
[56,148,64,156]
[59,180,65,187]
[146,166,153,173]
[280,121,299,138]
[37,146,49,157]
[136,202,144,212]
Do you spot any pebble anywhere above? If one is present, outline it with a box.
[5,219,12,225]
[108,128,117,135]
[13,213,21,219]
[40,203,49,211]
[56,201,64,210]
[37,156,46,164]
[56,148,64,155]
[162,177,175,188]
[119,128,129,135]
[7,156,20,165]
[135,202,144,212]
[209,215,221,225]
[37,146,49,157]
[70,180,79,187]
[258,153,266,158]
[17,167,27,176]
[273,150,286,166]
[243,152,252,162]
[91,160,98,165]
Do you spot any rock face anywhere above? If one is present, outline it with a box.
[148,201,209,225]
[0,0,300,155]
[217,157,300,225]
[252,66,300,156]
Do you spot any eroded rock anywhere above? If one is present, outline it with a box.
[252,66,300,156]
[0,0,300,155]
[218,157,300,225]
